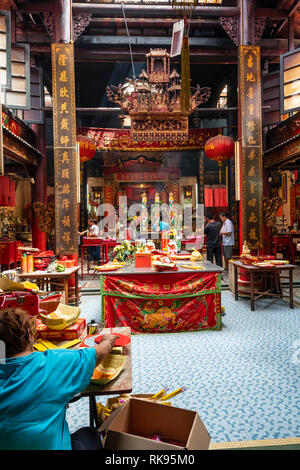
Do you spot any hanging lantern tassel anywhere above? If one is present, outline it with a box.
[218,161,223,184]
[180,35,190,114]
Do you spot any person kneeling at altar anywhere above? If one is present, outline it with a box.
[0,308,117,450]
[79,218,101,265]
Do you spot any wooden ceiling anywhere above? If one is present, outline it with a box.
[12,0,300,63]
[5,1,300,128]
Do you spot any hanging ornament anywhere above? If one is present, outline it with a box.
[77,135,96,163]
[180,35,191,114]
[204,134,235,183]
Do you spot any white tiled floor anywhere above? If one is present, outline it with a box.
[67,290,300,443]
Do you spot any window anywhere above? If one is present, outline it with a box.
[217,85,227,109]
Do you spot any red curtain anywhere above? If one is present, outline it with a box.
[204,187,213,207]
[213,187,228,207]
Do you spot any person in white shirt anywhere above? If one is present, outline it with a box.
[219,212,235,269]
[79,219,100,264]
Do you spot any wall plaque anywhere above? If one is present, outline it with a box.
[51,43,78,255]
[239,45,263,250]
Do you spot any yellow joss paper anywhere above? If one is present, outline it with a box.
[91,354,127,385]
[57,339,81,349]
[22,281,39,291]
[33,342,47,352]
[36,339,58,349]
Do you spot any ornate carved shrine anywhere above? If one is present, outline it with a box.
[106,49,211,143]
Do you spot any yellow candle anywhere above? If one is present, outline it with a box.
[160,387,186,401]
[151,388,168,400]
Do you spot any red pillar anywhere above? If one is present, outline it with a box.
[31,124,47,251]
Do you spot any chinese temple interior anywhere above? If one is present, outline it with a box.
[0,0,300,453]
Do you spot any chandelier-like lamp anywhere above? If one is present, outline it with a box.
[204,134,235,183]
[106,49,211,143]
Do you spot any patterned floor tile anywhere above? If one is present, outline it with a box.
[66,290,300,443]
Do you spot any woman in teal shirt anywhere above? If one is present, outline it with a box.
[0,308,117,450]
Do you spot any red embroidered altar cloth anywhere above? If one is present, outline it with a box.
[100,271,222,333]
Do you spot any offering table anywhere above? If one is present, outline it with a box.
[18,266,80,306]
[232,260,296,311]
[99,261,223,333]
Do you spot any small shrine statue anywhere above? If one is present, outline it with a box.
[242,241,251,255]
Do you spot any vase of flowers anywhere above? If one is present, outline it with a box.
[110,240,136,264]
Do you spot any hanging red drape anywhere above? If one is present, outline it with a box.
[204,187,213,207]
[214,188,220,207]
[219,187,227,207]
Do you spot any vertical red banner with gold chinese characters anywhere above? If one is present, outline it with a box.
[239,46,263,250]
[51,43,78,255]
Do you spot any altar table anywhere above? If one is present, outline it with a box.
[99,261,223,333]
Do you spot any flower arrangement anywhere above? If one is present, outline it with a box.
[110,240,136,264]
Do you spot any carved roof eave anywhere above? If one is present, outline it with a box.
[263,134,300,168]
[2,126,43,167]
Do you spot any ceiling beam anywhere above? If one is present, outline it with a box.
[77,35,235,48]
[89,17,220,29]
[18,1,55,13]
[76,35,299,50]
[271,0,300,37]
[17,2,290,21]
[254,8,289,19]
[72,3,240,17]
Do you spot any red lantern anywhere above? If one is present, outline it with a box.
[204,134,235,183]
[77,135,97,163]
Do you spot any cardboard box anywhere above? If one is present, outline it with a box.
[135,252,152,268]
[99,397,210,450]
[36,317,86,340]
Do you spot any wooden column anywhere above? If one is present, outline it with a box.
[238,0,263,253]
[54,0,72,44]
[31,124,47,251]
[288,14,295,51]
[51,0,78,256]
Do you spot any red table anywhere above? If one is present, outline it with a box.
[100,240,120,264]
[232,260,296,311]
[99,261,223,333]
[80,238,122,278]
[81,237,103,278]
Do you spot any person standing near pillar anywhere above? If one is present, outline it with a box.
[219,212,235,269]
[204,213,222,267]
